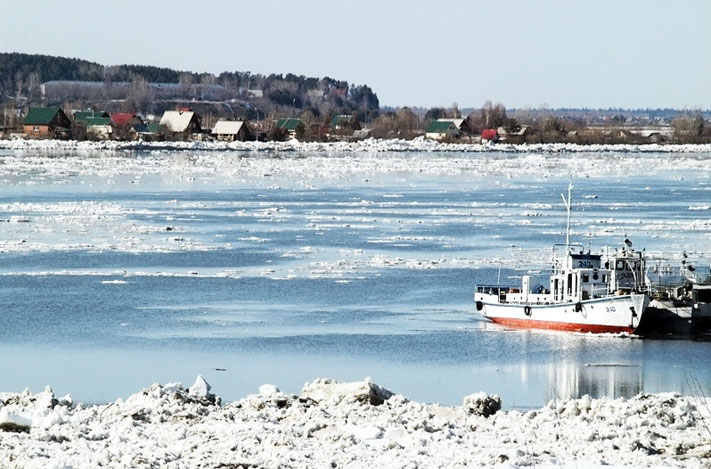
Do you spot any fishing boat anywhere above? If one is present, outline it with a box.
[637,257,711,334]
[474,184,650,333]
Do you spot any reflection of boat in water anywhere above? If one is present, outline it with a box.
[474,184,649,334]
[547,362,642,401]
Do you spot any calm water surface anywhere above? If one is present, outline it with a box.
[0,149,710,408]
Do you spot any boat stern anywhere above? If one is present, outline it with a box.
[631,293,650,331]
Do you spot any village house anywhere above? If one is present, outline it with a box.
[132,122,163,141]
[497,125,530,143]
[73,110,110,122]
[425,120,460,140]
[110,113,144,128]
[73,110,112,139]
[212,120,251,142]
[352,128,372,140]
[330,114,360,131]
[110,113,146,140]
[159,109,201,140]
[83,117,113,140]
[275,117,303,139]
[481,128,499,143]
[23,107,72,139]
[436,117,475,135]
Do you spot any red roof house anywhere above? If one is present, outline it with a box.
[481,128,499,142]
[110,113,143,127]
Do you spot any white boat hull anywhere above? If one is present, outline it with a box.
[475,293,649,333]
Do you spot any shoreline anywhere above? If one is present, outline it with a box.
[1,137,711,154]
[1,376,709,468]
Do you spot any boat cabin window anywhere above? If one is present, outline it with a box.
[582,274,589,283]
[554,279,559,301]
[695,289,711,304]
[616,260,625,270]
[573,275,577,295]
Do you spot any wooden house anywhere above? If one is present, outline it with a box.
[159,110,201,139]
[73,110,112,139]
[73,110,110,122]
[110,113,144,128]
[437,117,475,135]
[23,107,72,139]
[481,128,499,142]
[212,120,251,142]
[275,117,303,139]
[132,123,163,141]
[497,125,530,143]
[425,120,460,140]
[330,114,361,131]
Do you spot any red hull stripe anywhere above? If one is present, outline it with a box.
[488,317,634,334]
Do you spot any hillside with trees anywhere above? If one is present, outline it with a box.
[0,52,380,124]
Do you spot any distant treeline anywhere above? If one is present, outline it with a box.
[0,52,380,121]
[0,52,181,84]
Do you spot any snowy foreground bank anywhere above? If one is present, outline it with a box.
[2,137,711,154]
[1,378,709,468]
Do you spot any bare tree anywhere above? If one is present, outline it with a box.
[450,102,460,118]
[127,75,152,112]
[14,71,24,100]
[481,100,509,129]
[27,72,41,101]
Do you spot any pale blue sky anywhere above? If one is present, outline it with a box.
[1,0,709,109]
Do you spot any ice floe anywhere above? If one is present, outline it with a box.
[0,377,709,468]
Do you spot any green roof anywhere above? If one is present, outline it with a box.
[81,117,111,127]
[134,123,162,134]
[276,118,302,131]
[24,107,62,125]
[330,114,352,128]
[426,120,456,133]
[74,110,109,124]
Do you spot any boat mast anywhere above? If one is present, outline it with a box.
[561,181,573,252]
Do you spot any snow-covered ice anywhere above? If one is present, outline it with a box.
[2,136,711,155]
[0,377,709,468]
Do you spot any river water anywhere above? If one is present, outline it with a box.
[0,148,710,408]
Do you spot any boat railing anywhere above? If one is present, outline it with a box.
[475,284,521,303]
[590,285,611,299]
[475,285,515,295]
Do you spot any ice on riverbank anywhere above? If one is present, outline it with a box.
[2,137,711,154]
[1,377,709,468]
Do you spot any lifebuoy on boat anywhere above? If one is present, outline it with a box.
[476,300,483,311]
[524,305,532,316]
